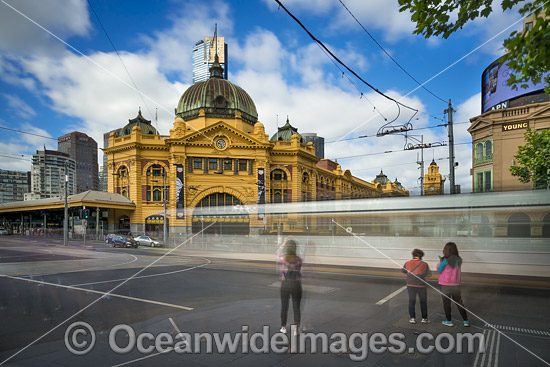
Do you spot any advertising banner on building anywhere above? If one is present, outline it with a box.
[257,168,265,219]
[482,57,549,113]
[176,164,185,219]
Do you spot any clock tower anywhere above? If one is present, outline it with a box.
[424,160,445,195]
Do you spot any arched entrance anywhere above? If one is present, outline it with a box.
[119,215,130,232]
[507,213,530,237]
[145,215,167,238]
[192,193,249,235]
[474,214,492,237]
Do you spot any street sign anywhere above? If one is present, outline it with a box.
[82,219,88,228]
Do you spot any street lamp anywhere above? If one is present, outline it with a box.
[63,163,69,246]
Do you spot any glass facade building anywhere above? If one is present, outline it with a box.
[192,37,228,83]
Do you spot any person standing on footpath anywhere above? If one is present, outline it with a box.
[437,242,470,327]
[402,249,432,324]
[277,238,303,335]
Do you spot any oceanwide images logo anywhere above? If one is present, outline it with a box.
[65,321,485,361]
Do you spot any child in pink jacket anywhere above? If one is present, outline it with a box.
[437,242,470,327]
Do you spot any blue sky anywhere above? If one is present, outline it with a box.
[0,0,526,194]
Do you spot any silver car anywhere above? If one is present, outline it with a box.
[134,235,162,247]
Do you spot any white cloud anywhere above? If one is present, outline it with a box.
[2,93,36,119]
[464,2,524,57]
[264,0,416,42]
[141,0,233,81]
[0,0,91,57]
[19,122,55,148]
[19,50,185,152]
[0,120,57,171]
[329,0,417,42]
[450,93,481,193]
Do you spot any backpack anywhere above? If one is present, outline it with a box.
[285,263,300,280]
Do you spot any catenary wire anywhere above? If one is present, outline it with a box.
[86,0,158,130]
[274,0,418,118]
[338,0,447,104]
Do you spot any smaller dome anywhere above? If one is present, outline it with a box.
[429,159,438,166]
[270,117,304,143]
[119,108,159,136]
[374,170,389,185]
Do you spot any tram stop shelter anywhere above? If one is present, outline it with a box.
[0,190,135,239]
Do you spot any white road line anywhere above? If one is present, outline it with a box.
[72,256,210,287]
[0,274,194,310]
[494,330,501,367]
[479,330,493,367]
[376,286,407,305]
[487,328,497,367]
[472,329,488,367]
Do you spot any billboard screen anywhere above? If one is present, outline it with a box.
[482,57,548,113]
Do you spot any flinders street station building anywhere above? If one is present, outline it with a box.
[104,59,408,238]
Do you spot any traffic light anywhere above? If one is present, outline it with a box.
[83,209,90,219]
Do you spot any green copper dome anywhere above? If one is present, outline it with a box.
[119,109,159,136]
[374,170,389,185]
[175,61,258,125]
[270,117,304,143]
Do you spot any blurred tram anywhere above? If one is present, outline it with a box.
[194,191,550,278]
[264,190,550,239]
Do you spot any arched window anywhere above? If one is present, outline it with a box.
[271,169,287,181]
[476,143,483,160]
[153,188,162,201]
[485,140,492,157]
[302,172,311,202]
[145,163,166,202]
[147,164,164,177]
[115,165,129,196]
[271,169,289,204]
[508,213,530,238]
[197,193,243,211]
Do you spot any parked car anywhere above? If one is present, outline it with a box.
[112,235,138,248]
[105,234,117,244]
[0,229,9,235]
[134,235,163,247]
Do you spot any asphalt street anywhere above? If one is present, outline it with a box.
[0,236,549,366]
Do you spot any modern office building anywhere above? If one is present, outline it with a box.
[468,17,549,193]
[29,149,76,199]
[192,36,228,83]
[0,169,30,203]
[302,133,325,159]
[57,131,99,193]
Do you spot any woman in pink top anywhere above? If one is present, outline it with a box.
[277,238,303,334]
[437,242,470,327]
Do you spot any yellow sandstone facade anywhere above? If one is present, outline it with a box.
[104,60,408,239]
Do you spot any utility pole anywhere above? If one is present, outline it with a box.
[417,136,425,196]
[445,99,456,194]
[63,163,69,246]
